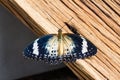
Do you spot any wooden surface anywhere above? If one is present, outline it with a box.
[0,0,120,80]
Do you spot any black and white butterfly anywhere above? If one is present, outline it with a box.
[24,22,97,64]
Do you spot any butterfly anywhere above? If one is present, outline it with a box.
[23,22,97,64]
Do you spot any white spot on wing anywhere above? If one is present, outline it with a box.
[45,36,58,57]
[32,39,39,56]
[81,37,88,54]
[63,35,75,54]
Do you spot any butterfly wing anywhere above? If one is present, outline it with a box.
[24,33,97,64]
[24,34,60,63]
[62,34,97,61]
[64,22,97,60]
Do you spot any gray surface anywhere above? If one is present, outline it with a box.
[0,5,64,80]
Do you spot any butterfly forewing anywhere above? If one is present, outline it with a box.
[24,34,56,61]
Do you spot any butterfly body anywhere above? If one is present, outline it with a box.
[24,23,97,64]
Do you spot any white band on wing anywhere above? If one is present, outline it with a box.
[32,39,39,56]
[81,37,88,54]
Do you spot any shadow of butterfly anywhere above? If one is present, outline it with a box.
[23,22,97,64]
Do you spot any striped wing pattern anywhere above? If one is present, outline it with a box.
[24,34,97,64]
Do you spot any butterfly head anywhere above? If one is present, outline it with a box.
[58,29,63,40]
[58,29,62,33]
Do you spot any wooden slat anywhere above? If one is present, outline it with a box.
[0,0,120,80]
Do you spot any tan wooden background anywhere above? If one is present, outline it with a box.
[0,0,120,80]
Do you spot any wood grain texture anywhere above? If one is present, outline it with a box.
[0,0,120,80]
